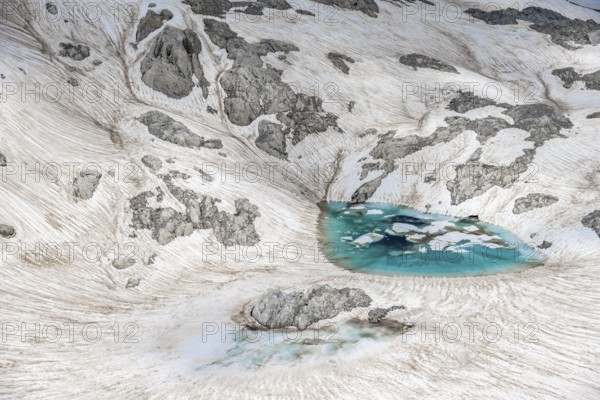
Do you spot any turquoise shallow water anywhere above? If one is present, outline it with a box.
[319,202,544,277]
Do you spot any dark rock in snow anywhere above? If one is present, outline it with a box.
[368,305,405,324]
[512,193,559,214]
[46,3,58,15]
[465,6,600,49]
[256,120,288,159]
[552,67,600,90]
[141,155,163,172]
[311,0,378,17]
[447,91,499,113]
[399,53,458,73]
[582,210,600,238]
[126,277,142,288]
[138,111,223,149]
[136,9,174,42]
[328,52,355,74]
[59,43,90,61]
[204,19,340,143]
[73,168,102,200]
[0,224,16,238]
[586,111,600,119]
[538,241,552,249]
[251,285,372,330]
[296,9,315,16]
[140,26,209,98]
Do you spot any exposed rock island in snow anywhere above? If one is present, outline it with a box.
[0,0,599,398]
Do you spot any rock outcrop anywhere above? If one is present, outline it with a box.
[204,19,341,144]
[130,178,261,246]
[465,6,600,49]
[552,67,600,90]
[327,52,355,74]
[73,169,102,200]
[311,0,378,17]
[586,112,600,119]
[138,111,222,149]
[59,43,90,61]
[512,193,559,214]
[184,0,291,18]
[141,155,163,172]
[136,9,174,42]
[367,305,405,324]
[0,224,16,238]
[582,210,600,238]
[399,53,458,73]
[256,121,288,159]
[140,26,209,99]
[251,285,372,330]
[447,91,501,113]
[46,3,58,15]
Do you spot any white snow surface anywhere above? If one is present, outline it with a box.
[0,0,599,399]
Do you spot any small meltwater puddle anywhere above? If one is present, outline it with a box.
[182,320,409,370]
[319,202,544,276]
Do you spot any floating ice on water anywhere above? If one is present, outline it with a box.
[353,232,384,246]
[367,209,384,215]
[391,223,420,233]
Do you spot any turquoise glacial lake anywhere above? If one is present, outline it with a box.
[319,202,544,277]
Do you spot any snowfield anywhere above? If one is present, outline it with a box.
[0,0,599,398]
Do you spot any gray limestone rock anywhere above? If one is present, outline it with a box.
[512,193,559,214]
[126,277,142,288]
[141,155,163,172]
[277,94,341,144]
[399,53,458,73]
[351,174,387,204]
[586,111,600,119]
[185,0,290,18]
[73,168,102,200]
[538,241,552,249]
[446,151,535,205]
[311,0,378,17]
[183,0,232,17]
[220,66,297,125]
[0,224,16,238]
[140,26,209,99]
[503,104,573,145]
[447,91,499,113]
[136,9,174,42]
[360,162,380,180]
[204,19,340,143]
[256,120,288,159]
[138,111,223,149]
[46,3,58,15]
[552,67,600,90]
[112,258,137,270]
[59,43,90,61]
[368,305,405,324]
[466,6,600,49]
[296,9,315,16]
[251,285,372,330]
[130,181,260,246]
[327,52,355,74]
[582,210,600,238]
